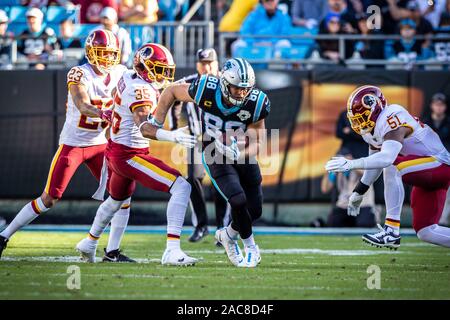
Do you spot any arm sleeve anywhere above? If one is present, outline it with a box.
[356,140,403,170]
[360,147,383,186]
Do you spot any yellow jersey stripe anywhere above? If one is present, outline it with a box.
[44,145,64,194]
[396,157,437,171]
[131,156,176,183]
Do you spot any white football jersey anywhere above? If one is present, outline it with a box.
[111,70,159,148]
[59,63,127,147]
[362,104,450,165]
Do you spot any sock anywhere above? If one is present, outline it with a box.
[385,218,400,236]
[226,224,239,240]
[166,178,190,242]
[89,197,123,239]
[242,234,256,247]
[0,198,49,239]
[167,234,180,250]
[417,224,450,248]
[106,198,131,253]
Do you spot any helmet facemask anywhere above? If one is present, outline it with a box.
[219,77,253,107]
[86,46,121,74]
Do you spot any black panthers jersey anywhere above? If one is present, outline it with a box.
[188,74,270,147]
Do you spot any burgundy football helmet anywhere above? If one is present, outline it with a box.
[85,29,121,74]
[347,85,387,134]
[133,43,175,89]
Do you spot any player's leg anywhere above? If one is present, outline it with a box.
[362,164,404,249]
[411,186,450,247]
[76,168,134,262]
[438,186,450,226]
[202,156,247,266]
[187,146,209,242]
[125,154,197,265]
[213,188,229,247]
[84,145,134,262]
[0,145,83,257]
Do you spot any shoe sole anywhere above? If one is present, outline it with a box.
[362,236,400,250]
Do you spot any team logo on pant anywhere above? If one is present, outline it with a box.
[237,110,251,121]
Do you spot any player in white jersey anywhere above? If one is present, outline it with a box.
[326,85,450,249]
[0,30,133,262]
[76,43,199,265]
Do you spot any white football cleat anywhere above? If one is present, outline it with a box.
[215,228,244,266]
[76,238,98,263]
[239,245,260,268]
[161,248,198,266]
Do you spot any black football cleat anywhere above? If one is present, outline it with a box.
[0,235,8,259]
[188,225,209,242]
[102,248,136,263]
[362,224,401,250]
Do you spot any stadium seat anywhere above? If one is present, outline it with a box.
[8,6,28,24]
[289,26,318,46]
[279,46,312,60]
[6,23,28,36]
[45,6,78,24]
[233,45,273,61]
[74,24,96,43]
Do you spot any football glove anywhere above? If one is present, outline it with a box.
[99,109,113,123]
[215,136,240,161]
[348,192,364,217]
[156,126,196,148]
[325,156,364,172]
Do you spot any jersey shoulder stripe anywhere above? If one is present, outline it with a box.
[253,91,267,122]
[130,100,153,113]
[194,75,208,105]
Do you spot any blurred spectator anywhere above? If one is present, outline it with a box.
[231,0,292,57]
[317,12,355,62]
[291,0,328,29]
[434,3,450,62]
[384,18,434,63]
[215,0,232,22]
[418,0,447,28]
[219,0,258,32]
[0,9,13,69]
[353,12,385,60]
[74,0,118,24]
[373,0,410,34]
[336,109,367,158]
[323,0,359,32]
[321,148,377,228]
[17,7,58,70]
[97,7,132,66]
[422,93,450,150]
[119,0,159,24]
[55,18,82,49]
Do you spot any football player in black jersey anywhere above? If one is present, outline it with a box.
[142,58,270,268]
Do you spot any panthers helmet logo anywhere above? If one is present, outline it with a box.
[237,110,251,121]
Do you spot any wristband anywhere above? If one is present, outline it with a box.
[353,181,370,195]
[148,116,164,128]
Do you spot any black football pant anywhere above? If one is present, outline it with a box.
[203,161,263,239]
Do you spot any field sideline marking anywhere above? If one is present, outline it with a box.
[12,225,419,236]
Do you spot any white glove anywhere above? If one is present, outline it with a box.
[325,156,363,172]
[215,136,240,161]
[156,126,196,148]
[348,192,364,216]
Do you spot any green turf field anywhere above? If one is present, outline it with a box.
[0,231,449,300]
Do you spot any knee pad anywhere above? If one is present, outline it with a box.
[228,192,247,210]
[170,177,191,197]
[417,224,436,242]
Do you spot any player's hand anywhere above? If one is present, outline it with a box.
[325,156,354,172]
[172,126,196,148]
[215,137,240,161]
[99,109,113,123]
[348,192,363,216]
